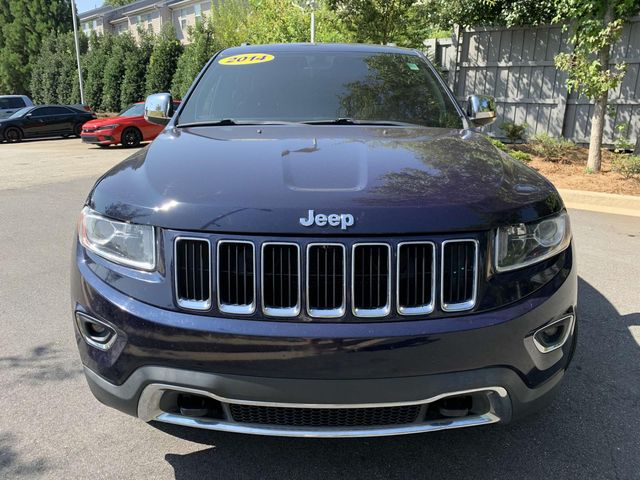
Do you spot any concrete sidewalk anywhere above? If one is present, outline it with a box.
[558,189,640,218]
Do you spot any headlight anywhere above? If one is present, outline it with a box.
[96,124,119,130]
[495,212,571,272]
[79,207,156,270]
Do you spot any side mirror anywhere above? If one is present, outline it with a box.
[467,95,497,127]
[144,93,174,126]
[25,113,32,118]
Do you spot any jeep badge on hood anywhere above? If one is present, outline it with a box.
[300,210,355,230]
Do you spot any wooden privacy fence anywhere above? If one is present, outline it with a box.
[425,18,640,146]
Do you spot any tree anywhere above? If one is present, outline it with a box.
[171,18,216,99]
[104,0,131,6]
[247,0,352,44]
[327,0,426,46]
[83,33,115,110]
[121,31,153,107]
[30,31,86,104]
[423,0,557,29]
[102,34,136,111]
[0,0,72,95]
[145,25,183,95]
[554,0,640,172]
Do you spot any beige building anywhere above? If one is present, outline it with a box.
[80,0,213,44]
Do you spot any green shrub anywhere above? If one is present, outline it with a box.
[613,123,634,153]
[509,150,532,163]
[500,121,527,143]
[121,31,153,107]
[612,155,640,179]
[171,20,216,99]
[530,133,574,162]
[145,25,183,96]
[489,137,508,152]
[102,34,134,111]
[84,33,114,110]
[30,32,86,105]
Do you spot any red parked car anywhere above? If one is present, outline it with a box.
[81,101,179,148]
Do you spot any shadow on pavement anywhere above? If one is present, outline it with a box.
[156,277,639,479]
[0,343,82,385]
[0,433,48,477]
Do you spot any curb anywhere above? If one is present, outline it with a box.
[558,189,640,218]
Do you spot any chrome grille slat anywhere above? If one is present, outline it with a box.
[175,238,211,310]
[352,243,391,317]
[217,241,256,314]
[397,242,435,315]
[306,244,346,318]
[441,239,478,312]
[262,243,300,317]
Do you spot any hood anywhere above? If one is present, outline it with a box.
[88,126,563,235]
[84,115,137,128]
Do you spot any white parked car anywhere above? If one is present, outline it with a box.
[0,95,33,119]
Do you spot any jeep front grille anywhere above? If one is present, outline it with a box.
[352,244,391,317]
[397,242,435,315]
[306,244,346,318]
[261,243,300,316]
[217,241,256,314]
[174,237,480,318]
[174,238,211,310]
[441,240,478,312]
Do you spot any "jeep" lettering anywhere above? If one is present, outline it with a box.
[299,210,355,230]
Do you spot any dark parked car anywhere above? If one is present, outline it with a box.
[0,105,96,143]
[72,44,576,438]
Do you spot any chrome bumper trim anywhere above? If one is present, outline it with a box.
[138,384,508,438]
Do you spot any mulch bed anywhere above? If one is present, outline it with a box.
[512,145,640,196]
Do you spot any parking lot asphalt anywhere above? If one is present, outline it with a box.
[0,138,639,479]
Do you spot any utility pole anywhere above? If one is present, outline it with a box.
[310,1,315,43]
[70,0,85,105]
[293,1,317,43]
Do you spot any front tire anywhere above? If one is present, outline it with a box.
[121,127,142,148]
[4,127,23,143]
[73,123,84,137]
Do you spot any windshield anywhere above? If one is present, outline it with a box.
[178,50,463,128]
[9,107,32,119]
[118,103,145,117]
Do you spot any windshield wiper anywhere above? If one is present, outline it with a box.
[300,118,421,127]
[177,119,299,128]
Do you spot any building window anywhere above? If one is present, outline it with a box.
[146,13,153,32]
[194,4,202,21]
[177,8,189,31]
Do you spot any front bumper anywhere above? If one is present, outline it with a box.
[81,133,116,145]
[72,242,577,437]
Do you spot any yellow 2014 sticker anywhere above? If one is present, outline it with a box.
[219,53,275,65]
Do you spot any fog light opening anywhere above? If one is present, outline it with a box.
[75,312,117,350]
[533,315,574,353]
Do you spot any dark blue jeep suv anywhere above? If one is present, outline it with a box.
[72,43,576,437]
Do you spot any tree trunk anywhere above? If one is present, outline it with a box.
[587,92,608,172]
[586,3,614,173]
